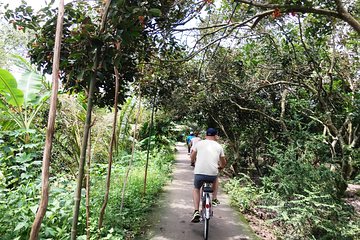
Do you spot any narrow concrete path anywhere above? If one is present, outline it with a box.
[141,143,258,240]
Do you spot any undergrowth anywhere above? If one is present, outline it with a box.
[0,146,175,239]
[224,144,360,240]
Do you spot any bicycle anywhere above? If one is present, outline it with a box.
[201,181,213,240]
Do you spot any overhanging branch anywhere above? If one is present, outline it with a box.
[234,0,360,33]
[229,99,281,124]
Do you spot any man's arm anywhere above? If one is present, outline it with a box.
[219,156,226,169]
[190,149,197,163]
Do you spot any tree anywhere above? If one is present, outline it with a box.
[232,0,360,33]
[152,0,360,186]
[0,20,33,69]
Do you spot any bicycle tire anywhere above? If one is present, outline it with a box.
[203,218,209,240]
[203,192,211,239]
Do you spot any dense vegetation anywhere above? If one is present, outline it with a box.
[0,0,359,239]
[0,62,177,238]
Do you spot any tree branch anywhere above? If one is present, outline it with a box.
[229,99,281,124]
[234,0,360,33]
[253,80,304,92]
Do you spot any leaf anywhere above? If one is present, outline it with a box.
[149,8,162,17]
[0,69,24,107]
[0,98,7,108]
[7,88,24,106]
[132,7,140,13]
[14,221,27,231]
[30,205,38,214]
[0,69,17,89]
[11,55,46,106]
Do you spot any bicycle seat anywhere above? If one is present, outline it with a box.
[203,182,213,193]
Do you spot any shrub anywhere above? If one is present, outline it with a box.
[223,174,262,212]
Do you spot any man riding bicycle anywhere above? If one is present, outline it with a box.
[190,128,226,223]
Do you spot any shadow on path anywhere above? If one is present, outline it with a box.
[139,143,258,240]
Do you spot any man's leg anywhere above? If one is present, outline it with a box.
[212,178,220,205]
[212,178,218,199]
[191,175,202,223]
[193,188,200,210]
[191,187,201,222]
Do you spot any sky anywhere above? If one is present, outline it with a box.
[2,0,71,9]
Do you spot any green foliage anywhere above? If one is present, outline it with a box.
[0,57,49,134]
[0,22,33,69]
[1,1,359,239]
[4,0,191,107]
[0,176,78,240]
[0,144,174,239]
[225,140,360,239]
[263,141,344,198]
[51,93,87,174]
[88,147,175,239]
[264,190,360,239]
[0,129,44,188]
[11,54,48,106]
[0,68,24,107]
[116,96,138,153]
[138,112,177,151]
[223,174,263,212]
[0,58,50,190]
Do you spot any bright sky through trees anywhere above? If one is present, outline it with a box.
[1,0,72,9]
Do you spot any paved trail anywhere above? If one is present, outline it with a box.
[141,143,258,240]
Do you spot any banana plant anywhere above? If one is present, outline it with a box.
[0,55,50,142]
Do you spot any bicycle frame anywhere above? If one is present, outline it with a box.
[202,182,213,219]
[201,182,213,240]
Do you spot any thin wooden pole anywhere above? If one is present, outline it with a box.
[71,1,112,239]
[143,90,156,196]
[29,0,64,239]
[86,129,92,240]
[98,43,121,230]
[120,90,142,212]
[71,48,99,240]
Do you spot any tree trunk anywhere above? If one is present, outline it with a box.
[98,54,120,231]
[86,130,92,240]
[144,93,156,196]
[29,1,64,239]
[120,91,142,212]
[71,1,112,239]
[71,48,99,240]
[252,142,262,177]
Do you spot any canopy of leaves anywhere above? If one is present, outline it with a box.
[3,0,202,107]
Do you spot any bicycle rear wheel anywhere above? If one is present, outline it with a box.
[203,218,209,240]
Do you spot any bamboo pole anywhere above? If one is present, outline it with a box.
[29,0,64,239]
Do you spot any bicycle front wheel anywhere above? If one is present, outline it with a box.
[203,218,209,240]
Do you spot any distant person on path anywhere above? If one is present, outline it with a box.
[189,131,201,166]
[190,128,226,223]
[186,132,195,154]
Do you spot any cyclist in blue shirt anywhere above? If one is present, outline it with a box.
[186,132,195,154]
